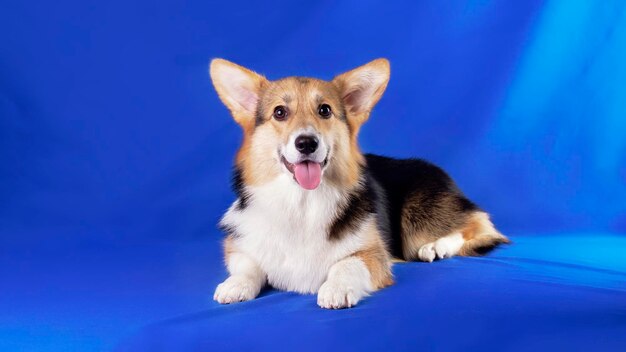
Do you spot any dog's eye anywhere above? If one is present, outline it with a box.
[273,106,288,121]
[318,104,332,118]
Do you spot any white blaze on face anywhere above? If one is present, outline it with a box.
[281,126,329,190]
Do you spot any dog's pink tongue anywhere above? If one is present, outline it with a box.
[293,161,322,190]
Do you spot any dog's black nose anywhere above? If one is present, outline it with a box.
[295,135,318,155]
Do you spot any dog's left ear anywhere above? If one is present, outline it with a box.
[332,58,390,123]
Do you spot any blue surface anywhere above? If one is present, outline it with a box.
[1,1,626,351]
[117,235,626,352]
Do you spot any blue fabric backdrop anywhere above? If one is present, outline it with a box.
[1,1,625,351]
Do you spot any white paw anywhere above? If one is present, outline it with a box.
[419,233,464,262]
[317,281,362,309]
[418,242,436,262]
[213,276,260,304]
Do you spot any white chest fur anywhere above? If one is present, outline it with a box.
[220,174,367,293]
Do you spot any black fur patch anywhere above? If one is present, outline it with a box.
[365,154,479,259]
[328,173,379,241]
[337,106,348,123]
[231,167,250,210]
[469,240,505,256]
[255,101,266,126]
[218,222,240,238]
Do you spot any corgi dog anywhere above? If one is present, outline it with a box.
[209,58,509,309]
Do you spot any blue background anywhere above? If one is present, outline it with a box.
[1,1,625,351]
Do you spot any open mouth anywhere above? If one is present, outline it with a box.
[281,156,329,190]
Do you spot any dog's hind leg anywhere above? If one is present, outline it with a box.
[415,211,509,262]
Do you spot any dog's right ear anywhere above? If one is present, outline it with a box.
[209,59,268,127]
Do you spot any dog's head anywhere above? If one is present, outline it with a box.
[210,58,389,191]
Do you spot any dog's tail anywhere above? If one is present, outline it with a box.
[458,211,510,257]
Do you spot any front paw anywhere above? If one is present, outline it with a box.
[317,281,363,309]
[213,275,260,304]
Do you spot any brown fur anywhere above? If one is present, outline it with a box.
[458,212,510,256]
[354,236,394,289]
[400,193,473,260]
[401,207,509,260]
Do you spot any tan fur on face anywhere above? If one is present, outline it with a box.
[244,77,362,188]
[210,58,390,190]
